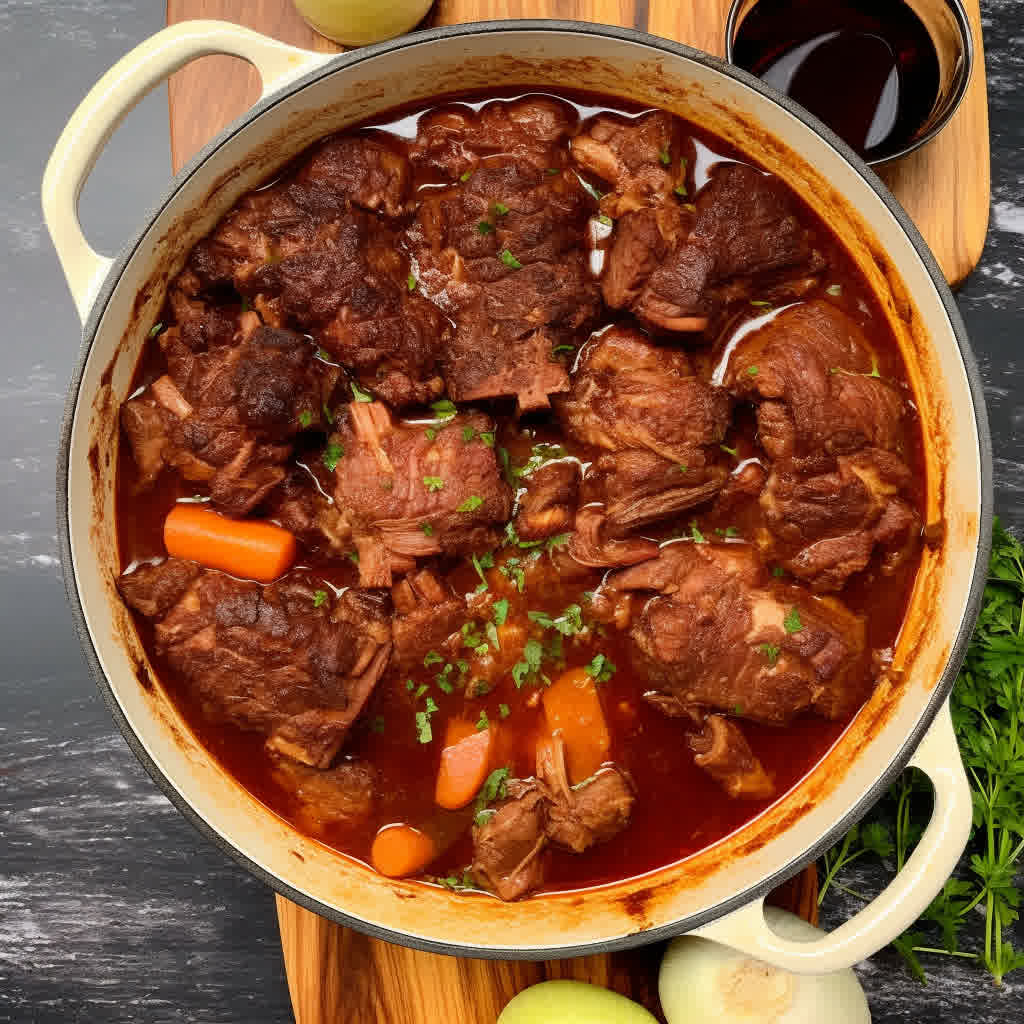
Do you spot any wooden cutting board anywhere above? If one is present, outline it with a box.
[165,2,989,1020]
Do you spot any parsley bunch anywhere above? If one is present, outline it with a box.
[820,521,1024,983]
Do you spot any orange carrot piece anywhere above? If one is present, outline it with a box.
[444,718,479,747]
[164,504,296,583]
[435,727,494,810]
[370,824,438,878]
[542,667,611,784]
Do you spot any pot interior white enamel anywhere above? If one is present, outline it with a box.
[60,23,990,957]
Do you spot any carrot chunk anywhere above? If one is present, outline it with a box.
[163,504,296,583]
[370,824,438,878]
[542,667,611,784]
[435,726,494,810]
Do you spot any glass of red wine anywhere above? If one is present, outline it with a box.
[725,0,974,165]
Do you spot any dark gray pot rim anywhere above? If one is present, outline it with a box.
[56,19,993,960]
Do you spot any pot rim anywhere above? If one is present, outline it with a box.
[56,19,993,958]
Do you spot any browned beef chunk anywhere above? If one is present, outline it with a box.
[714,460,769,517]
[267,469,354,560]
[470,779,549,902]
[723,301,907,460]
[536,736,635,853]
[117,558,200,618]
[591,158,822,333]
[571,111,683,213]
[407,99,600,412]
[761,449,920,591]
[600,542,872,725]
[271,758,378,832]
[410,96,577,178]
[391,568,466,668]
[117,560,392,767]
[184,136,444,408]
[555,327,731,566]
[720,301,921,589]
[329,401,512,586]
[514,460,580,541]
[689,715,774,800]
[470,737,634,901]
[122,326,336,515]
[293,133,412,218]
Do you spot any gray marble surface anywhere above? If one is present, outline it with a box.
[1,1,1022,1021]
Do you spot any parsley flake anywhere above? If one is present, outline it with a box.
[424,651,443,668]
[499,703,511,719]
[462,426,476,443]
[420,522,434,536]
[690,520,706,543]
[407,272,417,291]
[313,589,327,608]
[784,607,804,633]
[298,410,313,428]
[322,442,344,472]
[415,710,433,744]
[747,365,759,377]
[431,399,457,421]
[459,169,473,182]
[499,249,522,269]
[148,322,163,338]
[457,495,484,513]
[826,283,843,297]
[585,653,616,683]
[423,476,445,492]
[350,380,373,403]
[493,599,509,627]
[476,710,490,732]
[721,444,738,457]
[477,220,495,235]
[760,643,780,665]
[659,146,671,166]
[479,431,495,448]
[491,201,510,216]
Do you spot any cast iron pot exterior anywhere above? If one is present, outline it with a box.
[46,20,992,967]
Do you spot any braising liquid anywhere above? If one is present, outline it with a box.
[732,0,941,161]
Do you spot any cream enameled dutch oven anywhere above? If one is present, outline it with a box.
[44,19,992,971]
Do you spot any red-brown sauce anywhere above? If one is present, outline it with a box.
[116,88,924,893]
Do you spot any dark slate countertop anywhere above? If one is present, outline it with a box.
[1,1,1022,1020]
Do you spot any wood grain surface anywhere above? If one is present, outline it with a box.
[164,2,981,1021]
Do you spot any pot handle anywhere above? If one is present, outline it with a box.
[691,699,972,974]
[42,20,328,324]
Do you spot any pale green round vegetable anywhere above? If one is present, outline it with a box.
[498,980,659,1024]
[659,908,871,1024]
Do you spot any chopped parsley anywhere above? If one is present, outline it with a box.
[528,603,583,637]
[148,322,163,338]
[322,441,344,472]
[415,710,433,744]
[462,426,476,443]
[476,710,490,732]
[674,183,688,197]
[406,679,415,692]
[585,653,616,683]
[425,427,438,441]
[461,621,484,649]
[784,607,804,634]
[551,343,577,356]
[479,431,495,448]
[298,410,313,428]
[313,589,327,608]
[659,146,671,166]
[772,566,786,578]
[499,558,525,592]
[750,300,772,307]
[491,201,510,216]
[499,249,523,269]
[826,283,843,297]
[423,476,445,492]
[499,703,511,719]
[678,464,689,473]
[725,526,739,538]
[512,638,544,688]
[546,167,560,175]
[597,213,613,226]
[423,650,443,668]
[459,169,473,182]
[431,398,458,421]
[350,380,373,403]
[485,621,500,650]
[869,357,881,378]
[471,551,494,587]
[420,522,434,536]
[733,704,744,716]
[493,598,509,627]
[407,272,417,291]
[473,767,509,825]
[477,220,495,235]
[414,683,428,700]
[322,404,334,425]
[512,442,569,480]
[438,678,454,695]
[690,520,706,543]
[315,347,331,361]
[747,365,759,377]
[760,643,781,665]
[347,549,359,564]
[721,444,738,457]
[457,495,484,513]
[578,176,603,202]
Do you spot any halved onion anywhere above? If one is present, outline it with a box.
[659,908,871,1024]
[498,980,659,1024]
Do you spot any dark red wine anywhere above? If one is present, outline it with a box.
[732,0,941,161]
